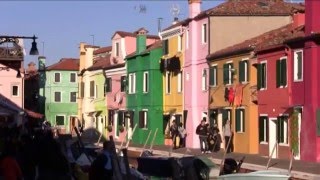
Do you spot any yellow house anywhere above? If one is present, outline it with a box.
[159,19,190,142]
[206,45,258,154]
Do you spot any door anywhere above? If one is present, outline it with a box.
[269,118,278,158]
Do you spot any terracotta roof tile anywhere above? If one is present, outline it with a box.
[126,40,162,59]
[46,58,79,71]
[87,55,111,71]
[112,29,160,39]
[161,18,192,32]
[207,23,305,60]
[203,0,304,17]
[93,46,112,55]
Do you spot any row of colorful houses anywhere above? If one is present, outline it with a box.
[3,0,315,162]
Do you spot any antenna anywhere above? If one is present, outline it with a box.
[170,3,180,20]
[158,18,163,33]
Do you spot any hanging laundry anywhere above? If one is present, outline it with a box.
[224,87,229,102]
[228,87,235,105]
[234,84,244,106]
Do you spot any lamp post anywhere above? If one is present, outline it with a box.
[0,35,39,55]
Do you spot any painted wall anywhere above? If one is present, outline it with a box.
[44,70,78,133]
[209,16,292,53]
[127,44,163,145]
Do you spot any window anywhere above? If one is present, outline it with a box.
[202,69,207,91]
[104,78,112,94]
[90,81,95,97]
[95,85,98,98]
[178,71,182,93]
[120,76,126,92]
[209,65,217,87]
[259,116,269,143]
[54,92,61,102]
[239,60,249,83]
[294,50,303,81]
[128,73,136,94]
[54,73,60,82]
[12,85,19,96]
[277,116,288,144]
[80,82,84,98]
[56,115,65,126]
[276,58,287,88]
[115,42,120,57]
[70,92,77,102]
[202,23,207,44]
[118,111,125,127]
[223,62,234,85]
[178,35,182,52]
[163,39,169,55]
[257,62,267,90]
[222,108,232,125]
[166,72,171,94]
[143,72,149,93]
[186,30,189,49]
[235,108,245,133]
[108,110,114,126]
[139,110,148,129]
[70,73,76,83]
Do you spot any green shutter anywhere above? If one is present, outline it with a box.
[236,109,240,132]
[242,109,245,132]
[257,64,261,90]
[239,61,244,83]
[209,67,215,86]
[281,59,287,86]
[245,60,249,82]
[222,109,228,126]
[215,66,218,85]
[223,64,228,85]
[259,117,264,142]
[297,52,302,80]
[266,119,269,142]
[231,63,234,84]
[276,60,281,87]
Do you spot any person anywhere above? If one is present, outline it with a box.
[0,140,23,180]
[178,122,187,148]
[213,128,222,152]
[196,119,209,154]
[170,120,180,149]
[89,140,114,180]
[223,119,233,153]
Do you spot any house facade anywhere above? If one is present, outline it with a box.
[106,29,159,142]
[159,19,189,144]
[126,29,163,145]
[183,0,210,148]
[41,58,79,133]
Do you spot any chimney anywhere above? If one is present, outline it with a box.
[188,0,201,18]
[135,28,148,54]
[38,56,46,71]
[305,0,320,35]
[293,12,305,28]
[172,17,179,25]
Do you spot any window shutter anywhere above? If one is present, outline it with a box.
[281,59,287,86]
[239,61,244,82]
[81,82,84,98]
[222,109,228,126]
[266,119,269,142]
[246,61,249,82]
[129,111,134,128]
[231,63,234,84]
[209,67,215,86]
[223,64,228,85]
[118,111,124,126]
[276,60,281,88]
[259,116,264,142]
[277,117,281,143]
[90,81,94,97]
[139,111,144,128]
[242,109,245,132]
[297,52,302,79]
[257,64,261,90]
[236,109,240,132]
[163,40,168,55]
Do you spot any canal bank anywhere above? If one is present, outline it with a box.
[116,143,320,180]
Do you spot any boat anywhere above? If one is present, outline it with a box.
[217,170,290,180]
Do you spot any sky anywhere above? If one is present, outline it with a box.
[0,0,224,67]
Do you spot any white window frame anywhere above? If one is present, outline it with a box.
[278,57,288,88]
[210,65,218,87]
[54,91,62,102]
[128,73,136,94]
[201,23,207,44]
[293,49,303,82]
[259,115,268,144]
[278,115,289,146]
[178,35,182,52]
[202,69,207,91]
[177,71,182,93]
[70,72,77,83]
[241,58,249,83]
[54,72,61,83]
[143,71,149,93]
[260,61,267,90]
[166,72,171,94]
[12,85,19,97]
[226,61,233,85]
[70,92,77,102]
[55,115,65,126]
[142,110,148,129]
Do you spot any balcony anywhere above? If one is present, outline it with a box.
[250,85,258,104]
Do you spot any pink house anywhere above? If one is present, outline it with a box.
[106,29,159,142]
[184,0,210,148]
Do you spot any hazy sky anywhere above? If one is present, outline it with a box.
[1,0,224,67]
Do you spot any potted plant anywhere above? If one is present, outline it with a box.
[107,125,113,132]
[119,125,125,133]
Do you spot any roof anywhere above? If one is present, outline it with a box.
[112,29,160,39]
[196,0,304,18]
[207,23,305,60]
[46,58,79,71]
[87,55,111,71]
[93,46,112,55]
[161,18,192,32]
[126,40,162,59]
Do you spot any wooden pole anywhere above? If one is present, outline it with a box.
[109,136,124,180]
[219,133,232,176]
[149,128,158,152]
[125,124,137,148]
[140,130,152,156]
[119,130,128,152]
[266,140,278,170]
[122,148,131,180]
[74,127,92,163]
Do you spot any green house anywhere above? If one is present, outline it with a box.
[39,57,79,133]
[125,28,164,145]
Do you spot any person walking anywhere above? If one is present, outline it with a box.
[223,119,233,153]
[178,122,187,148]
[196,119,209,154]
[170,120,180,149]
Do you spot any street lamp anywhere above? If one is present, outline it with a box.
[0,35,39,55]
